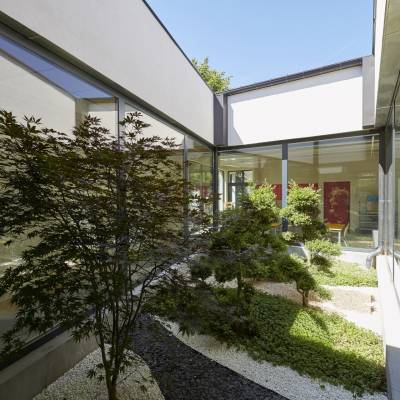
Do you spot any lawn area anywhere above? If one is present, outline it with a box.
[310,261,378,287]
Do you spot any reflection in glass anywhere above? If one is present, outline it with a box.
[125,104,184,167]
[218,145,282,210]
[187,137,213,214]
[393,86,400,294]
[288,136,379,249]
[0,34,117,351]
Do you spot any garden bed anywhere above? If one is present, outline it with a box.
[164,318,387,400]
[150,287,386,397]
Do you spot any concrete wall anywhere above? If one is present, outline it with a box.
[0,0,214,143]
[227,65,364,146]
[0,332,97,400]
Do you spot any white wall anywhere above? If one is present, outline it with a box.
[0,0,214,143]
[227,66,363,145]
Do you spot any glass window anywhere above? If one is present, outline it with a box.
[0,34,118,352]
[218,145,282,210]
[186,137,213,215]
[0,34,117,137]
[393,86,400,295]
[288,135,379,249]
[125,104,184,168]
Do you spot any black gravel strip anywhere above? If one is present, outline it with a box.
[131,315,288,400]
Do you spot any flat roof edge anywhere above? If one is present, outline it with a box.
[221,57,364,96]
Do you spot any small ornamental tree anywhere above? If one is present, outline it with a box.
[280,182,340,305]
[149,185,286,339]
[0,110,208,400]
[190,185,285,306]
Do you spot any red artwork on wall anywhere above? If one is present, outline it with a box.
[323,181,350,224]
[272,184,282,200]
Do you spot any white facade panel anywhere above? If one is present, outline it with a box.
[0,0,214,143]
[227,66,363,145]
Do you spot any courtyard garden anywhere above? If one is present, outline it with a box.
[0,111,386,400]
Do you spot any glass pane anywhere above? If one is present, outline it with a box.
[0,35,118,352]
[125,104,184,167]
[186,137,213,215]
[393,87,400,295]
[0,34,117,137]
[288,135,379,249]
[219,145,282,210]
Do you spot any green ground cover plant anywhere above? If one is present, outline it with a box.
[150,286,386,396]
[311,261,378,287]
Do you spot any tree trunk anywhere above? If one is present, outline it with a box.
[302,291,309,307]
[107,382,118,400]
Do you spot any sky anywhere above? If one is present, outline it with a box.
[146,0,374,88]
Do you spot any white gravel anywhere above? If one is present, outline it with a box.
[34,346,164,400]
[161,320,387,400]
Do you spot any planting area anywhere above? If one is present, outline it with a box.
[148,257,385,398]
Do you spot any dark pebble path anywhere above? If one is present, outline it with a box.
[132,315,288,400]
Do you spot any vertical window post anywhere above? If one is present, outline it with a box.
[212,148,219,228]
[282,143,288,232]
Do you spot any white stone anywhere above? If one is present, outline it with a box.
[34,346,164,400]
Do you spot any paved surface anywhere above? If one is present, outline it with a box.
[132,315,287,400]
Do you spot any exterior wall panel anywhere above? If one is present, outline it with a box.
[227,66,363,145]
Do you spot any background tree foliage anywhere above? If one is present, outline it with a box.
[0,110,208,400]
[192,57,231,92]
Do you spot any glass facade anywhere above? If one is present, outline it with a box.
[125,104,185,167]
[0,34,117,137]
[288,136,379,249]
[0,34,214,356]
[218,145,282,210]
[218,138,379,249]
[393,84,400,295]
[125,105,213,215]
[0,34,119,352]
[187,137,213,214]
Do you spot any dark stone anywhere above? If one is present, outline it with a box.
[131,315,287,400]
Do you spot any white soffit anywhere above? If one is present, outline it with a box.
[375,0,400,126]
